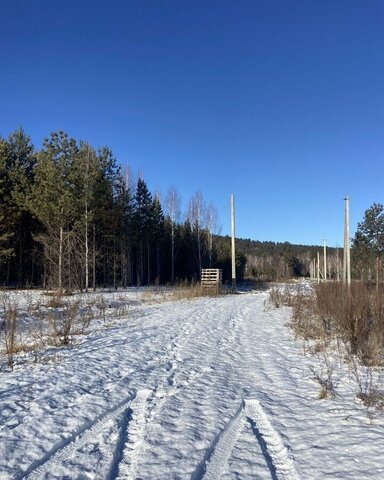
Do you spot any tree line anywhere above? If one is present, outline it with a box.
[0,128,245,290]
[6,127,379,289]
[242,204,384,283]
[237,238,338,280]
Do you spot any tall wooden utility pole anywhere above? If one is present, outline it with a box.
[323,239,327,281]
[343,195,351,286]
[231,193,236,292]
[335,244,340,281]
[310,258,315,279]
[317,251,320,283]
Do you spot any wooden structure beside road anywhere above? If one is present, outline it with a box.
[201,268,222,294]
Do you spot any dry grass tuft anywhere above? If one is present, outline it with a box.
[170,283,205,301]
[46,293,65,309]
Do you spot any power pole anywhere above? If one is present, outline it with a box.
[343,195,351,286]
[310,258,315,279]
[231,193,236,292]
[336,245,340,281]
[317,251,320,283]
[323,238,327,281]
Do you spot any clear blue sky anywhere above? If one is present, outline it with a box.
[1,0,383,247]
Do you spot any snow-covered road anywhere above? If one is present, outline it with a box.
[1,290,383,479]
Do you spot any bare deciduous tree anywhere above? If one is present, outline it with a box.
[166,186,181,284]
[187,191,206,275]
[205,202,218,267]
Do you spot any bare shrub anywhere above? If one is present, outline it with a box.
[287,282,384,366]
[289,292,326,340]
[268,285,324,341]
[78,305,93,334]
[46,292,65,308]
[313,282,384,366]
[96,295,107,323]
[2,301,18,370]
[288,281,384,415]
[115,303,129,318]
[268,285,298,309]
[48,300,80,345]
[139,289,158,303]
[349,355,384,420]
[268,287,284,308]
[26,301,49,349]
[307,337,340,399]
[309,364,337,399]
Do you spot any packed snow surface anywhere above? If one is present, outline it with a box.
[1,287,383,479]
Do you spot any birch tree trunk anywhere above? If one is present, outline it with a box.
[92,222,96,291]
[85,200,89,292]
[58,225,63,293]
[166,186,181,285]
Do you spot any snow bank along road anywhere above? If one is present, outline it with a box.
[1,289,383,479]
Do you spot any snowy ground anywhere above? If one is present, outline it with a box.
[1,286,383,479]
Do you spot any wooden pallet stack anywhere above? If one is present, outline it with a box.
[201,268,222,294]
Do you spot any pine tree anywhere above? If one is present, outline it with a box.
[134,178,153,285]
[29,131,80,291]
[0,139,15,276]
[71,142,100,290]
[113,171,134,287]
[152,194,165,283]
[352,231,374,281]
[6,128,36,285]
[92,147,122,288]
[354,203,384,285]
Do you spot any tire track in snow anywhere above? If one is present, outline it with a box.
[194,397,299,480]
[21,391,135,480]
[244,399,299,480]
[195,401,245,480]
[112,388,151,480]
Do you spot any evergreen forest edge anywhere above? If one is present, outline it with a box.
[1,128,382,290]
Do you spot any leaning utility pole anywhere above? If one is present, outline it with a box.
[231,193,236,292]
[343,195,351,286]
[323,239,327,281]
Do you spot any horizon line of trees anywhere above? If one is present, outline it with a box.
[5,128,380,289]
[242,204,384,283]
[0,128,246,291]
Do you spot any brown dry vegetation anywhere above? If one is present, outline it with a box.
[291,282,384,366]
[270,281,384,415]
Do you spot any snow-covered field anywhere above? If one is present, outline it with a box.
[1,286,383,479]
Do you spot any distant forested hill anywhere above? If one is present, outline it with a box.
[215,236,339,281]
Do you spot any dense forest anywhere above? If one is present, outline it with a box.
[0,128,248,290]
[2,128,381,290]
